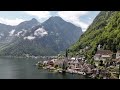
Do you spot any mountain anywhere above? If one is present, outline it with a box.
[0,18,39,43]
[0,18,40,55]
[0,23,15,43]
[69,11,120,59]
[42,16,82,52]
[15,18,40,32]
[0,16,83,56]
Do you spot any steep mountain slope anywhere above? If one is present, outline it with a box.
[0,16,83,56]
[14,18,39,32]
[0,24,15,42]
[69,11,120,58]
[0,18,40,43]
[0,18,40,52]
[42,16,82,52]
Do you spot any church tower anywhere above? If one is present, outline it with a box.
[97,44,101,50]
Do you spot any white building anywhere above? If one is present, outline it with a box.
[94,50,113,61]
[94,50,113,66]
[116,51,120,59]
[71,57,76,60]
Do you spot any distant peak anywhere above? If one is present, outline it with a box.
[31,18,38,22]
[45,16,65,23]
[49,16,63,20]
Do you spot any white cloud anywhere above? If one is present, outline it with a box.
[34,27,48,37]
[57,11,90,32]
[24,36,36,40]
[0,17,25,26]
[24,11,51,21]
[88,17,92,20]
[9,29,15,36]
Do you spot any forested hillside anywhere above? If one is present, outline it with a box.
[69,11,120,59]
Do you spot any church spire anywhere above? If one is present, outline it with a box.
[97,44,101,50]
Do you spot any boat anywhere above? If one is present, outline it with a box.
[59,70,62,73]
[78,71,86,75]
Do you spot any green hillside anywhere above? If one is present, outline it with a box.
[69,11,120,59]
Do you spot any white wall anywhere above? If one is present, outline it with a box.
[116,53,120,59]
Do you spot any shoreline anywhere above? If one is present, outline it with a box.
[38,66,87,76]
[0,55,58,59]
[36,61,87,76]
[36,58,114,79]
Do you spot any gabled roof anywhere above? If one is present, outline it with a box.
[96,50,113,55]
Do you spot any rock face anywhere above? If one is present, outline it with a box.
[0,16,83,56]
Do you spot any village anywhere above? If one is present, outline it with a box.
[36,44,120,79]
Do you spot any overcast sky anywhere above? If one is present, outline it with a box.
[0,11,100,32]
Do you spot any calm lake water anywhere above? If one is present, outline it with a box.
[0,57,89,79]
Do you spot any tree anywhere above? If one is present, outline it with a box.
[65,49,68,58]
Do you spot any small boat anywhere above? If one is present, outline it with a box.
[59,70,62,73]
[83,72,86,75]
[58,69,63,73]
[78,71,86,75]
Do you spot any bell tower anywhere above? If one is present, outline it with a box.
[97,44,101,50]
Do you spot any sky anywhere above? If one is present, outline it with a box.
[0,11,100,32]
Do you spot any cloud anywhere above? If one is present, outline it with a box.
[24,11,51,21]
[88,17,92,20]
[57,11,90,31]
[0,17,25,26]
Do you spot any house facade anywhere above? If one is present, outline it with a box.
[94,50,113,66]
[116,51,120,59]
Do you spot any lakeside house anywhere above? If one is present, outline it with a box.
[54,59,64,68]
[41,58,69,69]
[68,59,79,69]
[116,51,120,59]
[94,50,113,61]
[47,60,54,66]
[78,56,85,61]
[94,50,113,66]
[43,61,48,65]
[112,50,120,64]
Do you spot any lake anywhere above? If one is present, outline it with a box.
[0,57,89,79]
